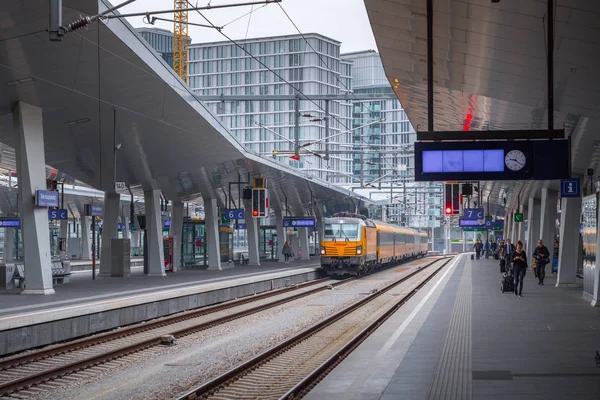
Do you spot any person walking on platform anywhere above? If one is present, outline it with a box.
[533,239,550,285]
[491,240,498,259]
[484,240,491,259]
[512,241,527,297]
[282,241,292,264]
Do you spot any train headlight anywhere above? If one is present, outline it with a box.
[320,248,326,255]
[356,245,362,255]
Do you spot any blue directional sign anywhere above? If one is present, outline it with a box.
[0,218,20,228]
[118,223,126,231]
[484,218,504,230]
[48,209,68,220]
[35,190,59,207]
[225,209,245,220]
[236,223,247,230]
[463,208,484,220]
[85,203,104,217]
[283,217,316,228]
[561,178,581,198]
[459,219,483,228]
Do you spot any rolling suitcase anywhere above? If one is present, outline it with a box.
[501,272,514,293]
[471,254,474,260]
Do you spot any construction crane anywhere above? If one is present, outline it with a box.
[173,0,188,83]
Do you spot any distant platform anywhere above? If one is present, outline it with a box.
[307,254,600,400]
[0,260,321,356]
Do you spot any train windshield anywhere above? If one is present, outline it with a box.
[324,223,360,240]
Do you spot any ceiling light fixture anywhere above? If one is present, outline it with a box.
[64,117,90,126]
[5,77,35,86]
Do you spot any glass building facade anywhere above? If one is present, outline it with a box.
[187,34,354,183]
[341,50,415,185]
[137,27,191,68]
[137,32,417,188]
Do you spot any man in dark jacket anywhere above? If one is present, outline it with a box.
[533,239,551,285]
[503,239,515,270]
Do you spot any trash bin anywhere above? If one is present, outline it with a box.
[111,238,131,277]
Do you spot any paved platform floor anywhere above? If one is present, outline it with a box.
[307,254,600,400]
[0,259,319,316]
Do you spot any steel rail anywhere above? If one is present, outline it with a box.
[0,277,330,369]
[0,277,342,395]
[281,257,454,399]
[174,256,451,400]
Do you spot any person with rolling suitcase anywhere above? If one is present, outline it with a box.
[511,241,527,297]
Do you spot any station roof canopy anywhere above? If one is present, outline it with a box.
[0,0,371,216]
[366,0,600,216]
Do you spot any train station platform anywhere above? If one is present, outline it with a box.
[307,254,600,400]
[0,260,321,356]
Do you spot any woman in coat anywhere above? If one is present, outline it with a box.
[282,241,292,264]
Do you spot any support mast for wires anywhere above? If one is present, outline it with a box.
[174,0,189,82]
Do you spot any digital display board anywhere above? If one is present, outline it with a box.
[283,217,316,227]
[0,219,20,228]
[459,219,482,227]
[423,150,504,173]
[414,139,570,181]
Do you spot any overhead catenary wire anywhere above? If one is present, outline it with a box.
[275,2,397,172]
[186,3,397,176]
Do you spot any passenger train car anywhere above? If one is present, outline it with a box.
[320,213,428,276]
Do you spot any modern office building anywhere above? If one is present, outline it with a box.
[341,50,415,185]
[187,34,354,183]
[137,31,436,226]
[137,27,191,68]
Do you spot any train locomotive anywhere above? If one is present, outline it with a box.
[320,213,428,276]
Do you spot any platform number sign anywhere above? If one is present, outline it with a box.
[560,178,581,198]
[463,208,484,220]
[225,209,245,220]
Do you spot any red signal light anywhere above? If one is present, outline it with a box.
[445,206,452,215]
[253,210,259,216]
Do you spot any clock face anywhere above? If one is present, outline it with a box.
[505,150,526,171]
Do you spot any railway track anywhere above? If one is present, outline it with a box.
[0,276,346,397]
[175,256,453,400]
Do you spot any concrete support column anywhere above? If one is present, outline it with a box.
[144,190,166,276]
[170,201,184,272]
[276,210,287,262]
[80,217,91,260]
[204,198,222,270]
[526,198,541,267]
[3,228,15,261]
[244,200,260,266]
[556,196,582,286]
[592,197,600,307]
[510,212,517,243]
[59,220,68,260]
[516,204,525,245]
[123,216,130,240]
[14,102,54,295]
[539,188,558,254]
[99,192,120,276]
[504,214,511,242]
[291,235,300,260]
[300,227,310,260]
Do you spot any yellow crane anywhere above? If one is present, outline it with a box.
[173,0,188,83]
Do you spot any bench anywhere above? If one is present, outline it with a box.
[11,262,72,288]
[233,253,250,266]
[51,261,71,284]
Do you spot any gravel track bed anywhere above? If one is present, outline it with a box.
[23,259,434,400]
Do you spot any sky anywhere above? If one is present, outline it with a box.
[120,0,378,53]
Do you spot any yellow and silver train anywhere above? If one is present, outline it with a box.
[320,213,428,276]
